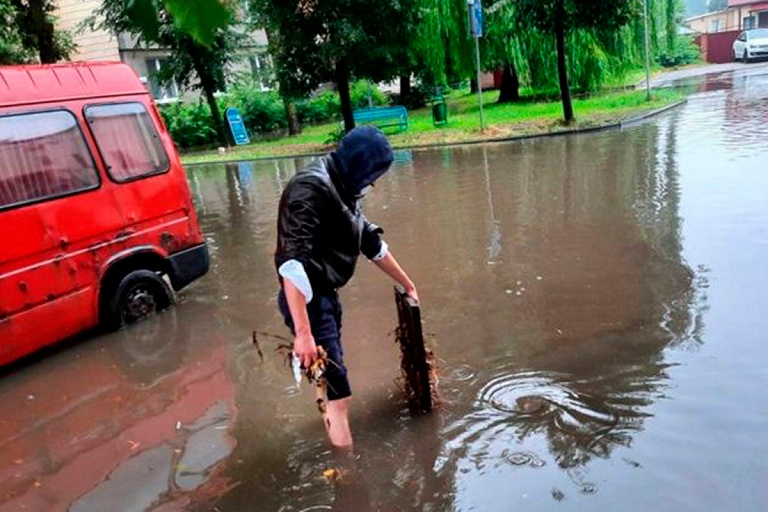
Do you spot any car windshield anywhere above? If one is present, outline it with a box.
[749,29,768,38]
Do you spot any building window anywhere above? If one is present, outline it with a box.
[248,54,273,90]
[709,19,724,32]
[0,110,99,209]
[744,16,755,30]
[145,58,180,102]
[85,103,169,183]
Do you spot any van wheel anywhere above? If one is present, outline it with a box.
[104,270,173,330]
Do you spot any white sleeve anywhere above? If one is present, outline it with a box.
[278,259,313,303]
[371,240,389,262]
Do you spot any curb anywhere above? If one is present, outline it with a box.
[183,99,688,168]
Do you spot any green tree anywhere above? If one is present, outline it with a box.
[6,0,74,63]
[0,0,33,64]
[252,0,419,132]
[119,0,230,46]
[87,2,243,147]
[514,0,636,123]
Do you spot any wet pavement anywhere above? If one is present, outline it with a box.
[2,67,768,512]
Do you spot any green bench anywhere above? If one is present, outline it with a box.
[352,105,408,132]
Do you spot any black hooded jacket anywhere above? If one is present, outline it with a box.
[274,126,394,294]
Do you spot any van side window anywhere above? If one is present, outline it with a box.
[0,110,99,210]
[85,103,169,182]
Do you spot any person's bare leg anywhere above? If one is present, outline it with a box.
[324,397,353,448]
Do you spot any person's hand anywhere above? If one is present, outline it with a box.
[404,282,419,303]
[294,330,318,369]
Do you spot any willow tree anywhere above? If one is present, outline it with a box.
[514,0,636,123]
[396,0,476,105]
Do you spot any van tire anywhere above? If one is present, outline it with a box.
[104,270,173,331]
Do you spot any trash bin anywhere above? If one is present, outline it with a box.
[432,96,448,127]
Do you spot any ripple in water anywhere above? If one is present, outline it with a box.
[444,364,477,382]
[477,370,619,434]
[501,449,546,468]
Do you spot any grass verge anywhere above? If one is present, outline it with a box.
[181,87,687,166]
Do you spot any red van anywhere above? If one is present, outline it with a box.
[0,63,209,366]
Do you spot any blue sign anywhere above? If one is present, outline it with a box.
[226,107,250,145]
[467,0,483,38]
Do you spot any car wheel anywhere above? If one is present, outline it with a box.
[105,269,173,330]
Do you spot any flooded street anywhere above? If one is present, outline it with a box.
[2,67,768,512]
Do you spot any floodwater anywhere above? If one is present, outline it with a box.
[2,67,768,512]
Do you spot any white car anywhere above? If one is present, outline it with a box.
[733,28,768,63]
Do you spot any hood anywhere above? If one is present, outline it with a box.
[331,126,394,196]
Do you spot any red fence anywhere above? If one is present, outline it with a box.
[695,30,741,63]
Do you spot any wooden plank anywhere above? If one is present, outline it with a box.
[394,285,435,413]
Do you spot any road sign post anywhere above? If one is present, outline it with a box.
[467,0,485,131]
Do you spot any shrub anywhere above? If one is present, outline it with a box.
[296,90,339,125]
[160,101,218,150]
[658,37,701,68]
[225,81,287,134]
[350,80,389,109]
[391,81,435,110]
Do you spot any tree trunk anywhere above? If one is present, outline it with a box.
[400,74,412,105]
[335,60,355,132]
[497,62,520,104]
[21,0,58,63]
[204,85,229,148]
[188,42,229,147]
[470,77,479,94]
[554,1,574,124]
[283,97,302,136]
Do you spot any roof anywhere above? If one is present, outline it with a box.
[685,9,729,22]
[0,62,148,109]
[729,0,768,6]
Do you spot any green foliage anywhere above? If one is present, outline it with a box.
[251,0,419,98]
[324,125,347,145]
[392,82,435,110]
[160,101,218,149]
[228,87,287,134]
[161,79,393,149]
[658,36,701,67]
[0,0,33,64]
[4,0,74,63]
[122,0,230,46]
[164,0,230,45]
[350,81,389,109]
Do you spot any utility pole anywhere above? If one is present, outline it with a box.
[643,0,652,101]
[468,0,485,130]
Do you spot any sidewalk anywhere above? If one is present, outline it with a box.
[650,61,768,87]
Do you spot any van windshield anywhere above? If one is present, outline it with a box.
[750,29,768,38]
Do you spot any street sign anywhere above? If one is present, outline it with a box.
[467,0,483,38]
[467,0,485,130]
[225,107,250,146]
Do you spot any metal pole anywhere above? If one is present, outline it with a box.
[475,35,485,130]
[643,0,652,101]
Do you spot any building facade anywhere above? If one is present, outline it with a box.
[687,0,768,33]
